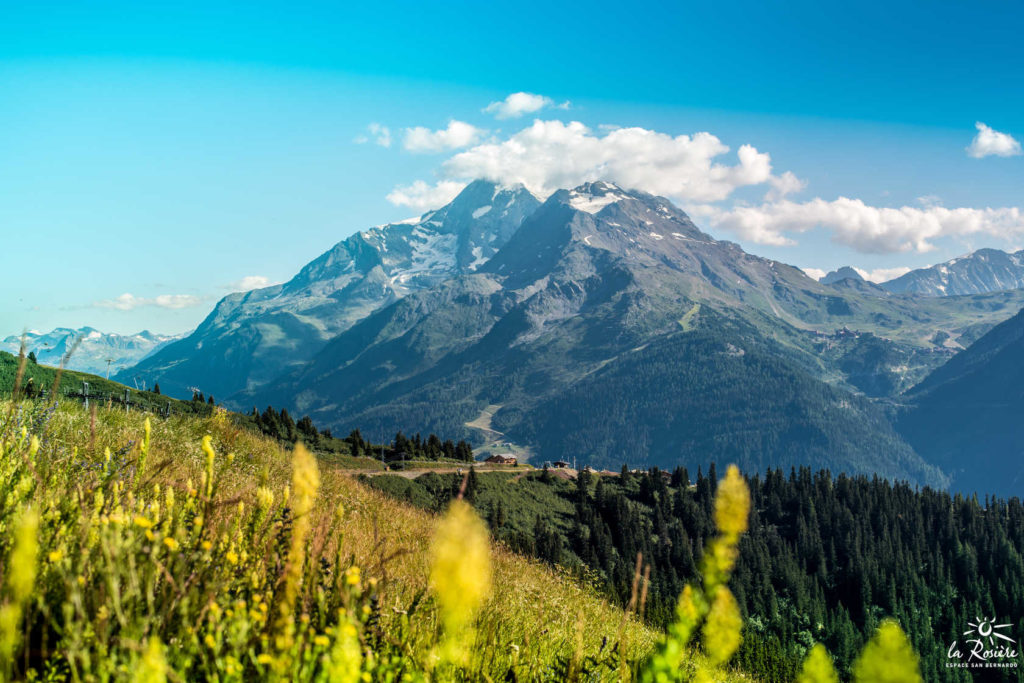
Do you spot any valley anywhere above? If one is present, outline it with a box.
[103,180,1024,498]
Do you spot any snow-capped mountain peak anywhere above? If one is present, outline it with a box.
[1,327,182,377]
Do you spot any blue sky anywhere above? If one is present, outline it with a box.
[3,1,1024,336]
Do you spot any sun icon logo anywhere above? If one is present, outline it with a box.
[964,617,1016,647]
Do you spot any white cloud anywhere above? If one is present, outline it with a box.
[227,275,279,292]
[800,267,827,281]
[385,180,467,211]
[387,119,796,208]
[765,171,806,201]
[709,197,1024,253]
[853,266,912,283]
[483,92,568,119]
[354,123,392,148]
[403,120,485,153]
[967,122,1021,158]
[94,293,203,311]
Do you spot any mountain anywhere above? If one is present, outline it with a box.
[819,266,864,284]
[880,247,1024,296]
[1,327,180,378]
[115,180,541,400]
[246,181,979,485]
[897,307,1024,497]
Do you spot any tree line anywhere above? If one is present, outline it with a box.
[247,406,474,462]
[369,465,1024,681]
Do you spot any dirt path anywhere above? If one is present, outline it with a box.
[349,465,525,480]
[465,404,505,441]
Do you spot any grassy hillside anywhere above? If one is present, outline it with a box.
[0,349,191,414]
[2,398,758,682]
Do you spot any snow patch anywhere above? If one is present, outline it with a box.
[649,232,664,241]
[468,246,487,270]
[472,205,492,219]
[568,189,628,214]
[405,227,458,278]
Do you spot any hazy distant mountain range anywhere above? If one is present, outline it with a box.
[1,328,180,378]
[820,248,1024,297]
[109,179,1024,496]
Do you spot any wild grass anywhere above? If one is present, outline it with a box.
[0,400,668,681]
[0,393,923,682]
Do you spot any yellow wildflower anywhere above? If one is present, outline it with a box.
[703,586,742,665]
[324,620,362,683]
[429,499,491,641]
[163,537,179,552]
[853,620,922,683]
[133,515,154,529]
[256,486,275,510]
[714,465,750,538]
[345,566,361,586]
[276,443,320,649]
[799,644,839,683]
[132,637,168,683]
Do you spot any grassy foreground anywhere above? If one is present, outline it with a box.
[0,397,925,682]
[0,400,754,682]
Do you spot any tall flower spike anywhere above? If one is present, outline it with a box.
[852,619,922,683]
[703,586,742,666]
[276,443,320,649]
[430,499,492,660]
[714,465,750,538]
[7,509,39,602]
[132,637,168,683]
[137,418,152,482]
[798,643,839,683]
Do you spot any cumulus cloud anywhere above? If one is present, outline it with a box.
[967,122,1021,158]
[483,92,568,119]
[227,275,279,292]
[387,120,796,208]
[801,267,827,281]
[852,266,912,283]
[403,120,485,153]
[354,123,392,148]
[93,293,203,311]
[765,171,806,201]
[385,180,468,211]
[708,197,1024,253]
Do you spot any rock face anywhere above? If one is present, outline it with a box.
[247,181,952,487]
[114,179,1024,492]
[1,328,180,377]
[880,248,1024,296]
[115,180,541,400]
[820,266,864,284]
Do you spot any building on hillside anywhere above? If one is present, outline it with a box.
[552,460,570,468]
[484,454,517,465]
